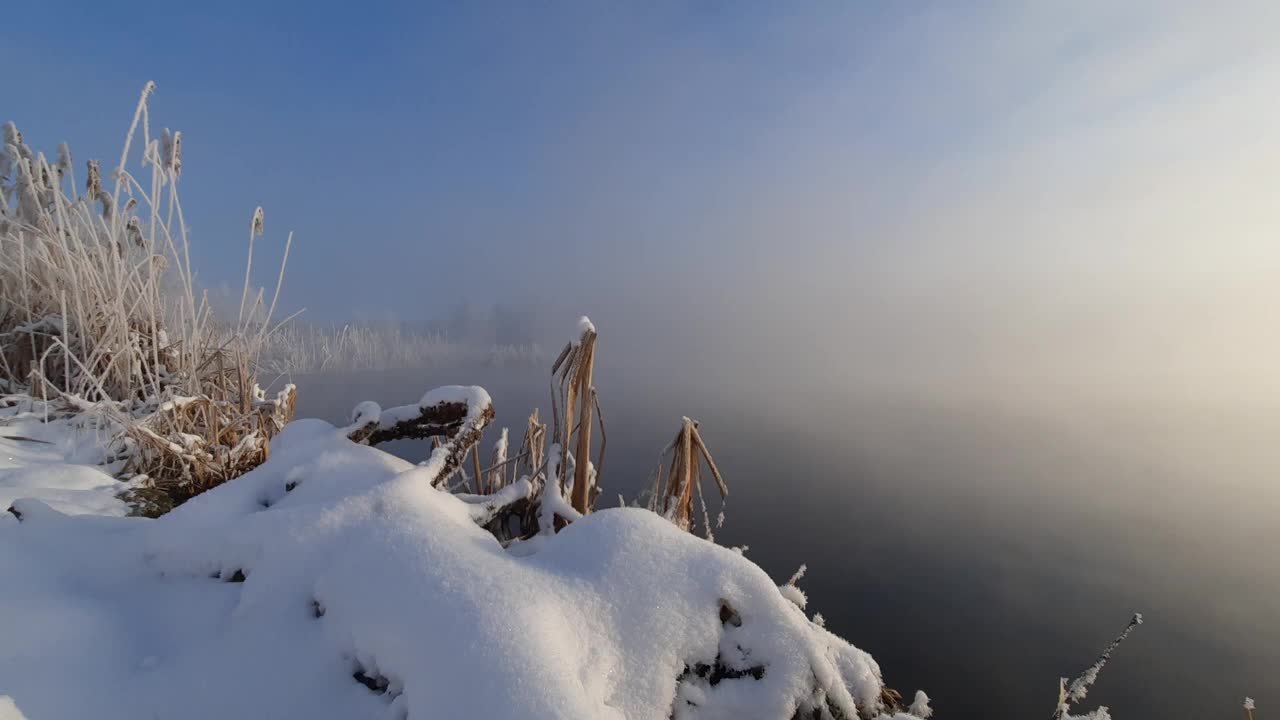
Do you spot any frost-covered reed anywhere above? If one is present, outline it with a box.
[0,83,295,512]
[1051,613,1144,720]
[0,83,289,402]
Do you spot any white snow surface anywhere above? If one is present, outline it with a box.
[0,696,28,720]
[1,411,908,719]
[1,410,127,518]
[0,463,127,518]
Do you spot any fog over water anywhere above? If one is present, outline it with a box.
[293,351,1279,719]
[271,10,1280,711]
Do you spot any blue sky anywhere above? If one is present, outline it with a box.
[11,2,904,313]
[9,2,1280,395]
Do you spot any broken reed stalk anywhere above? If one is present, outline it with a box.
[522,409,543,467]
[570,331,596,513]
[548,343,572,451]
[518,408,546,493]
[591,389,606,498]
[471,443,484,495]
[691,424,726,497]
[487,427,510,493]
[648,416,728,533]
[549,321,604,515]
[478,449,528,483]
[676,418,695,520]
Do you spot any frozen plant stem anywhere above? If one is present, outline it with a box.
[570,330,595,513]
[1051,613,1143,720]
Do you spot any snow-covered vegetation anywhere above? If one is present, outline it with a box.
[1,84,295,511]
[1,377,930,719]
[0,83,926,719]
[0,83,1156,719]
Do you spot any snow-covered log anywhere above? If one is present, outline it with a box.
[345,385,495,488]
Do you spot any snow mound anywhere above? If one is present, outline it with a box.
[0,464,128,518]
[2,409,125,518]
[1,416,910,719]
[0,696,28,720]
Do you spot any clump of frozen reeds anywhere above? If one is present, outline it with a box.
[468,407,549,539]
[0,82,296,513]
[365,320,608,541]
[118,384,296,515]
[451,319,608,539]
[460,317,726,542]
[645,416,728,537]
[257,321,542,375]
[329,315,728,544]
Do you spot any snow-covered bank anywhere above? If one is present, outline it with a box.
[1,412,926,719]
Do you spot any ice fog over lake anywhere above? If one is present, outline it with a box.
[293,356,1280,720]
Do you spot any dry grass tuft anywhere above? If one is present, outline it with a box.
[119,383,296,515]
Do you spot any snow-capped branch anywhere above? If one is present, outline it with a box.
[346,385,495,488]
[346,386,493,447]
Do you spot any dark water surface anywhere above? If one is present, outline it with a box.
[291,365,1279,719]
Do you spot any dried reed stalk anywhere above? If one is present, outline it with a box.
[487,427,510,493]
[570,331,596,513]
[471,443,484,495]
[548,321,604,515]
[647,417,728,533]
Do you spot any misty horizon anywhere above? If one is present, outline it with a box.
[9,2,1280,410]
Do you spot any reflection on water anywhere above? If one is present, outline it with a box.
[292,366,1279,718]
